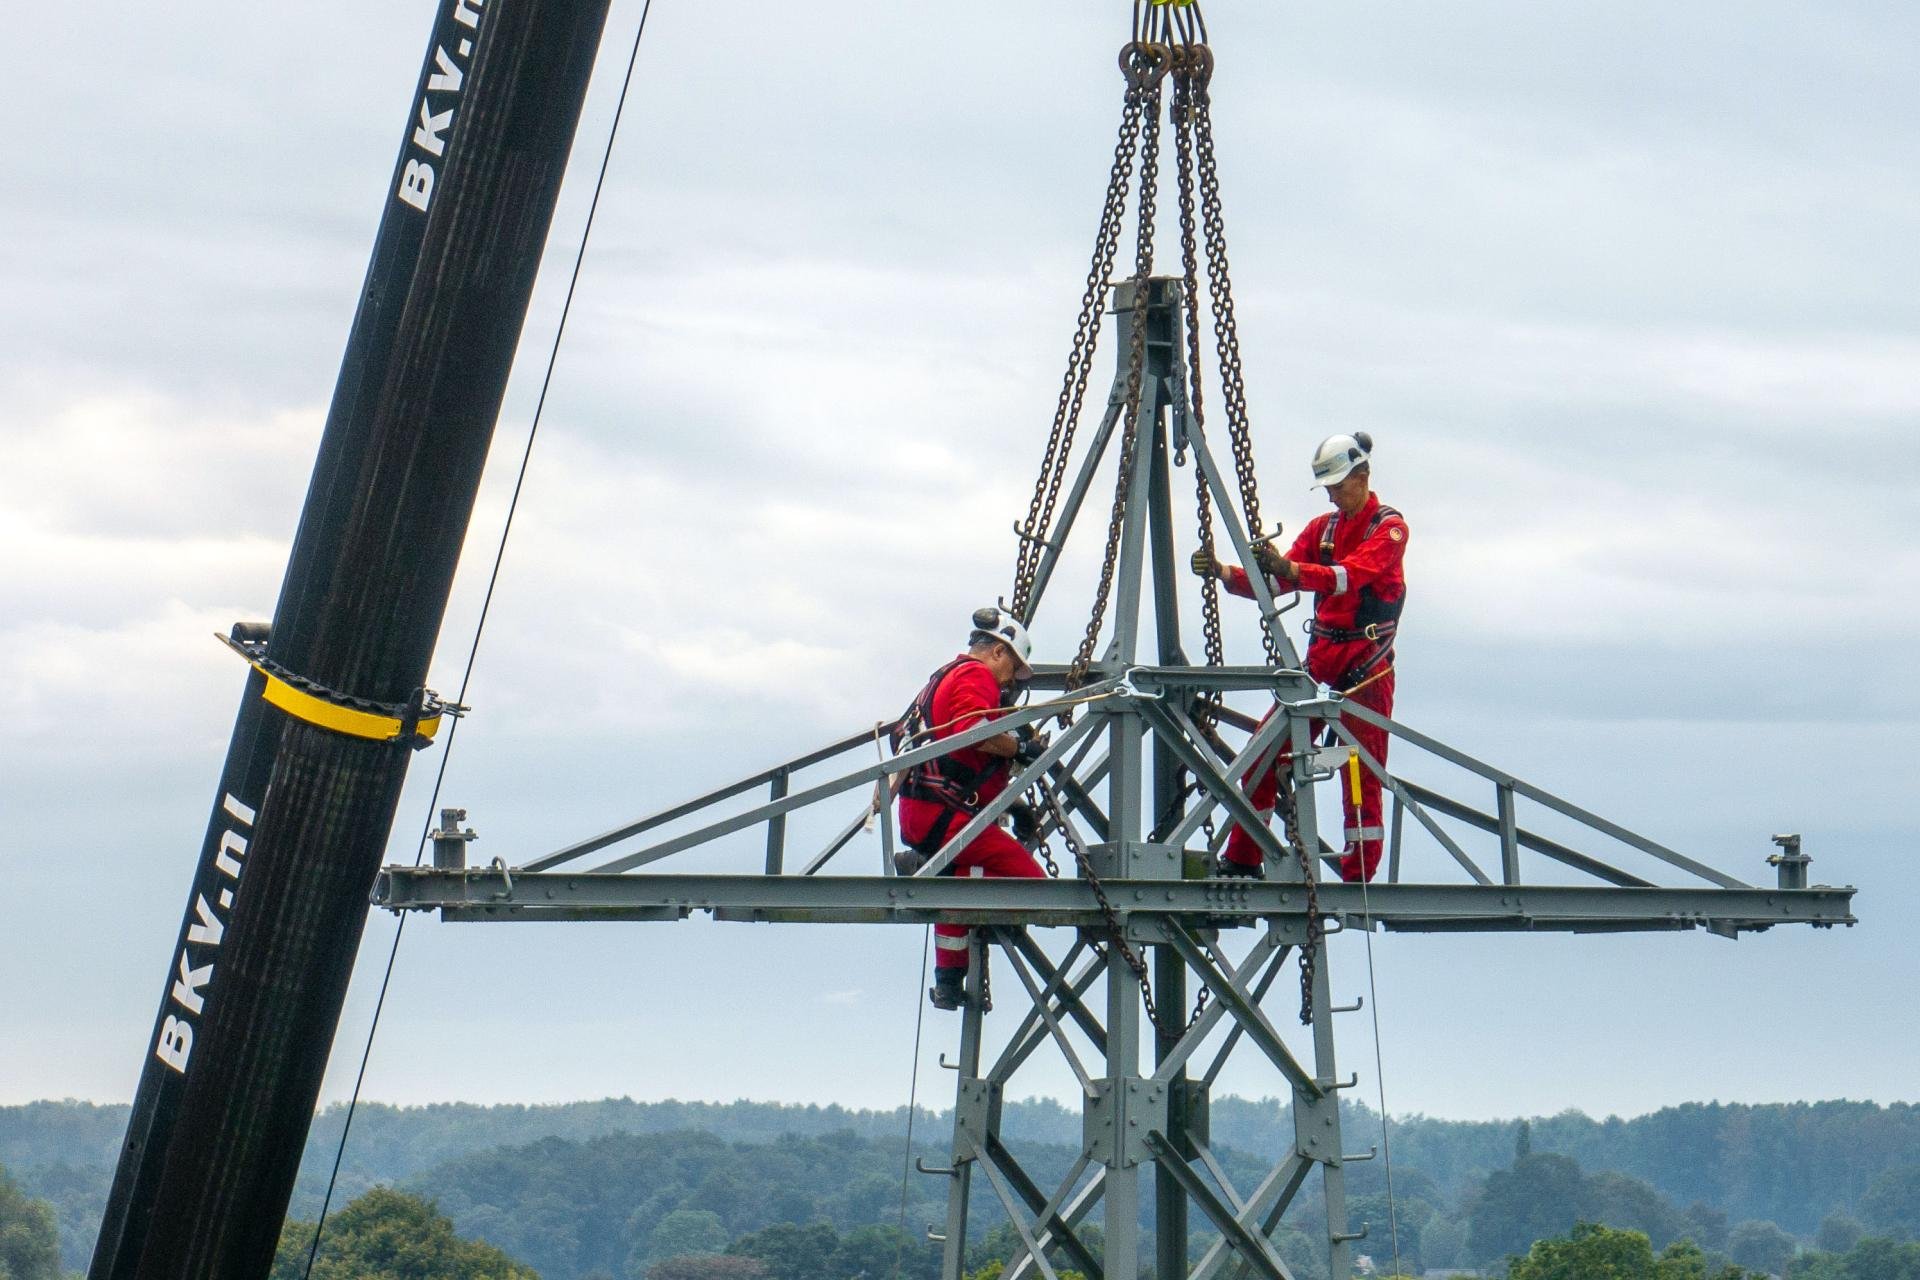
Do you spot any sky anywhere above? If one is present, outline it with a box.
[2,0,1915,1126]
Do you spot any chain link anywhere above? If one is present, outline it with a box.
[1068,44,1167,688]
[1009,59,1151,621]
[1280,773,1324,1026]
[1038,779,1207,1040]
[1187,50,1281,666]
[1015,19,1315,1032]
[1169,46,1228,750]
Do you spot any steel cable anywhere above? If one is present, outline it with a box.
[890,927,933,1280]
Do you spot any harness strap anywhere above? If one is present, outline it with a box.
[1307,619,1398,645]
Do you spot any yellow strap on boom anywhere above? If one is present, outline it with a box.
[254,664,443,743]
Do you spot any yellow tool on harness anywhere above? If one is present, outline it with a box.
[1348,750,1364,810]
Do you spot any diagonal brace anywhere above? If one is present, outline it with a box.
[1325,717,1491,885]
[587,688,1115,874]
[1144,1131,1296,1280]
[1164,922,1321,1098]
[1190,1155,1315,1280]
[916,714,1102,878]
[1154,927,1290,1084]
[984,1138,1106,1280]
[1143,703,1299,871]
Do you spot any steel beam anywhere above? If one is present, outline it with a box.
[377,869,1856,933]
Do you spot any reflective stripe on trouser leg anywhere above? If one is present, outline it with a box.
[934,828,1045,967]
[933,866,995,970]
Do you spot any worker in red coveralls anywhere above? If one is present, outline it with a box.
[1191,432,1406,883]
[894,606,1050,1010]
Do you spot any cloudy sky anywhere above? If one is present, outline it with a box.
[3,0,1914,1126]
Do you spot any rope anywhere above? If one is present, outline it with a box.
[299,4,659,1273]
[1355,841,1404,1276]
[891,927,933,1279]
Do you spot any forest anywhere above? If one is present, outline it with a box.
[6,1097,1920,1278]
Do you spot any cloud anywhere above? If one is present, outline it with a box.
[2,0,1914,1115]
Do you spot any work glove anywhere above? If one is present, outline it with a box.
[1189,548,1219,579]
[1014,724,1050,765]
[1253,543,1297,581]
[1007,800,1040,845]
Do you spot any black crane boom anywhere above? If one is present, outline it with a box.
[90,2,613,1275]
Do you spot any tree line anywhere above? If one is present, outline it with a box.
[12,1099,1920,1277]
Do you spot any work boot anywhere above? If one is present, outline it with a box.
[929,970,967,1011]
[893,848,927,876]
[1213,855,1266,880]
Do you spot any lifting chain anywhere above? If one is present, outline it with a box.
[1009,48,1153,622]
[1167,43,1274,667]
[1066,42,1168,688]
[1169,44,1227,732]
[1038,780,1208,1041]
[1282,773,1324,1026]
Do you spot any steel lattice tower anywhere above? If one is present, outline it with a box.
[379,278,1853,1280]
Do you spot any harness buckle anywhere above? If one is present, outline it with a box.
[1362,623,1380,641]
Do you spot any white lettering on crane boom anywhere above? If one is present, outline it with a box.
[153,792,252,1075]
[396,1,483,212]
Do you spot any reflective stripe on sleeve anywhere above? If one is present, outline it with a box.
[1332,565,1350,595]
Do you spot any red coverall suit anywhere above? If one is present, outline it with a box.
[1222,493,1407,882]
[897,657,1046,977]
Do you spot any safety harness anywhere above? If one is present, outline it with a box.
[893,657,1009,854]
[1307,505,1405,689]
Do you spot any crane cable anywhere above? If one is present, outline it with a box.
[1351,755,1405,1277]
[891,928,933,1280]
[299,2,659,1272]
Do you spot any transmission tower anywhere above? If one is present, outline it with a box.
[378,276,1853,1280]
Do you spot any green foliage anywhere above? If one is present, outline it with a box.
[1468,1152,1592,1261]
[1785,1252,1847,1280]
[20,1096,1920,1268]
[0,1164,62,1280]
[1685,1202,1731,1253]
[645,1259,765,1280]
[638,1210,727,1270]
[1419,1214,1467,1269]
[1726,1219,1797,1275]
[272,1187,538,1280]
[960,1221,1104,1280]
[1466,1145,1745,1265]
[1789,1236,1920,1279]
[1506,1223,1765,1280]
[425,1129,955,1280]
[1863,1167,1920,1242]
[1815,1211,1863,1256]
[1590,1171,1689,1248]
[964,1263,1086,1280]
[1345,1192,1434,1274]
[726,1221,936,1280]
[1507,1221,1657,1279]
[724,1223,836,1280]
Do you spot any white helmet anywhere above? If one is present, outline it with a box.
[970,605,1034,677]
[1309,431,1373,488]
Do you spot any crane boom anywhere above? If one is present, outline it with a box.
[89,2,613,1275]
